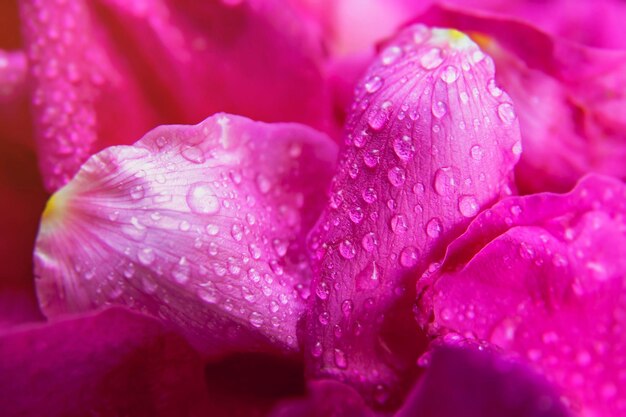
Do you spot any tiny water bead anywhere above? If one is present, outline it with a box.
[362,187,378,204]
[431,101,447,118]
[187,182,220,214]
[393,135,415,162]
[361,232,378,252]
[458,195,480,217]
[339,240,357,259]
[440,65,459,83]
[364,75,383,93]
[497,102,516,125]
[433,166,461,195]
[387,166,406,187]
[181,145,206,164]
[420,47,443,69]
[368,101,392,131]
[426,217,443,238]
[399,246,419,268]
[380,46,403,66]
[356,261,381,290]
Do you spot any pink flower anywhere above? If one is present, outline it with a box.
[1,1,625,416]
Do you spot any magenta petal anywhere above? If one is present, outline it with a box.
[0,307,213,416]
[268,380,374,417]
[417,175,626,416]
[20,0,332,192]
[306,25,520,405]
[35,114,337,356]
[417,4,626,193]
[397,346,570,417]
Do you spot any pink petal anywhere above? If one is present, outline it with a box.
[268,380,374,417]
[0,307,214,416]
[417,4,626,193]
[35,113,337,356]
[397,345,570,417]
[306,25,520,406]
[19,0,332,192]
[417,175,626,416]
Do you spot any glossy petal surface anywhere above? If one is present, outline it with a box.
[417,4,626,193]
[397,346,570,417]
[417,175,626,416]
[306,25,520,406]
[20,0,331,191]
[35,114,337,356]
[0,307,213,416]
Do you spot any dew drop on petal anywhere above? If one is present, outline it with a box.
[426,217,442,238]
[458,195,479,217]
[497,102,516,125]
[334,348,348,369]
[356,261,381,290]
[399,246,419,268]
[470,145,484,161]
[362,187,378,204]
[361,232,378,252]
[381,46,402,66]
[420,48,443,69]
[137,247,155,266]
[431,101,447,118]
[364,75,383,93]
[186,182,220,214]
[440,65,459,83]
[339,240,357,259]
[387,166,406,187]
[393,135,415,162]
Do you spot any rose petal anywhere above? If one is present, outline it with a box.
[35,113,337,356]
[0,307,214,416]
[268,380,374,417]
[19,0,332,191]
[306,25,520,406]
[417,175,626,416]
[397,345,571,417]
[417,4,626,193]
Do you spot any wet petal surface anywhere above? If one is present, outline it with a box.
[417,175,626,416]
[306,24,520,406]
[20,0,331,191]
[35,113,337,356]
[417,4,626,193]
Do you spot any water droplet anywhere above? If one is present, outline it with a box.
[272,239,288,257]
[431,101,447,118]
[172,258,190,283]
[255,174,271,194]
[198,287,217,303]
[341,300,354,317]
[497,102,516,125]
[231,224,243,241]
[363,150,380,167]
[316,281,330,300]
[349,207,364,224]
[381,46,402,65]
[458,195,479,217]
[361,232,378,252]
[339,240,356,259]
[138,247,155,266]
[356,261,381,290]
[390,214,408,233]
[249,311,264,328]
[362,187,378,204]
[399,246,419,268]
[318,311,330,325]
[387,166,406,187]
[426,218,442,238]
[130,185,145,200]
[334,348,348,368]
[420,48,443,69]
[248,243,262,260]
[512,141,522,155]
[460,91,469,104]
[487,79,502,97]
[433,166,461,195]
[181,145,206,164]
[353,132,368,148]
[368,101,392,131]
[440,65,459,83]
[470,145,484,161]
[393,135,415,162]
[206,224,219,235]
[364,75,383,93]
[348,163,359,179]
[311,341,323,357]
[186,182,219,214]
